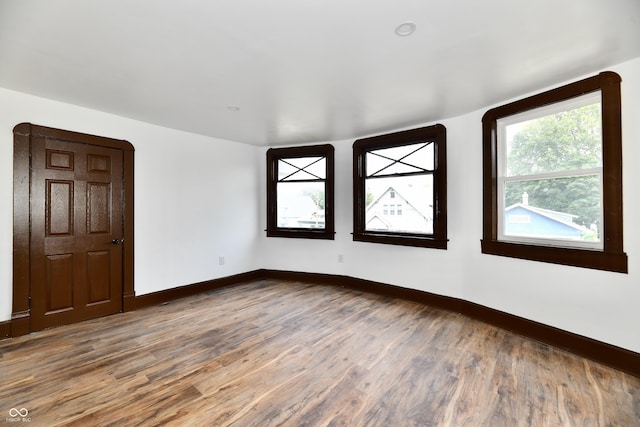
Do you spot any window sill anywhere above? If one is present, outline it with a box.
[354,232,448,249]
[481,239,628,273]
[266,229,335,240]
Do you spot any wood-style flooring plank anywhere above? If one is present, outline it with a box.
[0,279,638,426]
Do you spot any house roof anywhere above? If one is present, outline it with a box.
[367,186,431,220]
[505,203,588,232]
[1,1,638,146]
[366,213,391,230]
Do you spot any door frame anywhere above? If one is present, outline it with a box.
[12,123,135,337]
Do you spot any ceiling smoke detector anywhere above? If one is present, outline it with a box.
[394,22,416,37]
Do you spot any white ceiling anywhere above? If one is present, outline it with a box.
[1,1,639,146]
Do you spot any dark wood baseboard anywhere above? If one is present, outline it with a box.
[123,291,137,312]
[9,312,30,338]
[0,320,10,339]
[3,268,638,378]
[134,270,264,309]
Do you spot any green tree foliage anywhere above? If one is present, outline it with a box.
[505,104,602,228]
[302,188,325,210]
[366,191,374,207]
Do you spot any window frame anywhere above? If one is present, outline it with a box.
[481,71,628,273]
[266,144,335,239]
[353,124,448,249]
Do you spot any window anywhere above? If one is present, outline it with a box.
[482,71,627,273]
[353,124,447,248]
[266,144,334,239]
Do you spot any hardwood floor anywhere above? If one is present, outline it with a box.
[1,279,638,426]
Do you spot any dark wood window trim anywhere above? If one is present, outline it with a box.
[353,124,448,249]
[481,72,628,273]
[266,144,335,240]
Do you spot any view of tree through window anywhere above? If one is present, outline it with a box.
[498,93,603,247]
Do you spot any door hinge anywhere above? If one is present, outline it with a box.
[28,296,32,309]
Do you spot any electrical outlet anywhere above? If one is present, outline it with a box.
[219,256,225,266]
[337,254,344,263]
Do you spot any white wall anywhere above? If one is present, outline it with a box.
[0,88,261,321]
[257,57,640,354]
[2,58,638,355]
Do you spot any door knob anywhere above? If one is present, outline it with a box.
[111,238,124,245]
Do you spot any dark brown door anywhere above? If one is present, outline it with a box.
[29,135,124,331]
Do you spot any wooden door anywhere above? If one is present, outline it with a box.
[29,135,124,331]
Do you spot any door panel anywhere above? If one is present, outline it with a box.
[31,136,124,331]
[87,182,111,234]
[47,180,74,235]
[87,250,111,304]
[46,254,74,313]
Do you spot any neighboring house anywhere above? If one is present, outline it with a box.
[278,195,324,228]
[366,186,432,233]
[504,193,590,240]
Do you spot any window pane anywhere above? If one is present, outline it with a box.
[505,101,602,177]
[278,157,326,181]
[365,175,433,234]
[366,143,434,177]
[503,175,601,243]
[277,181,325,229]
